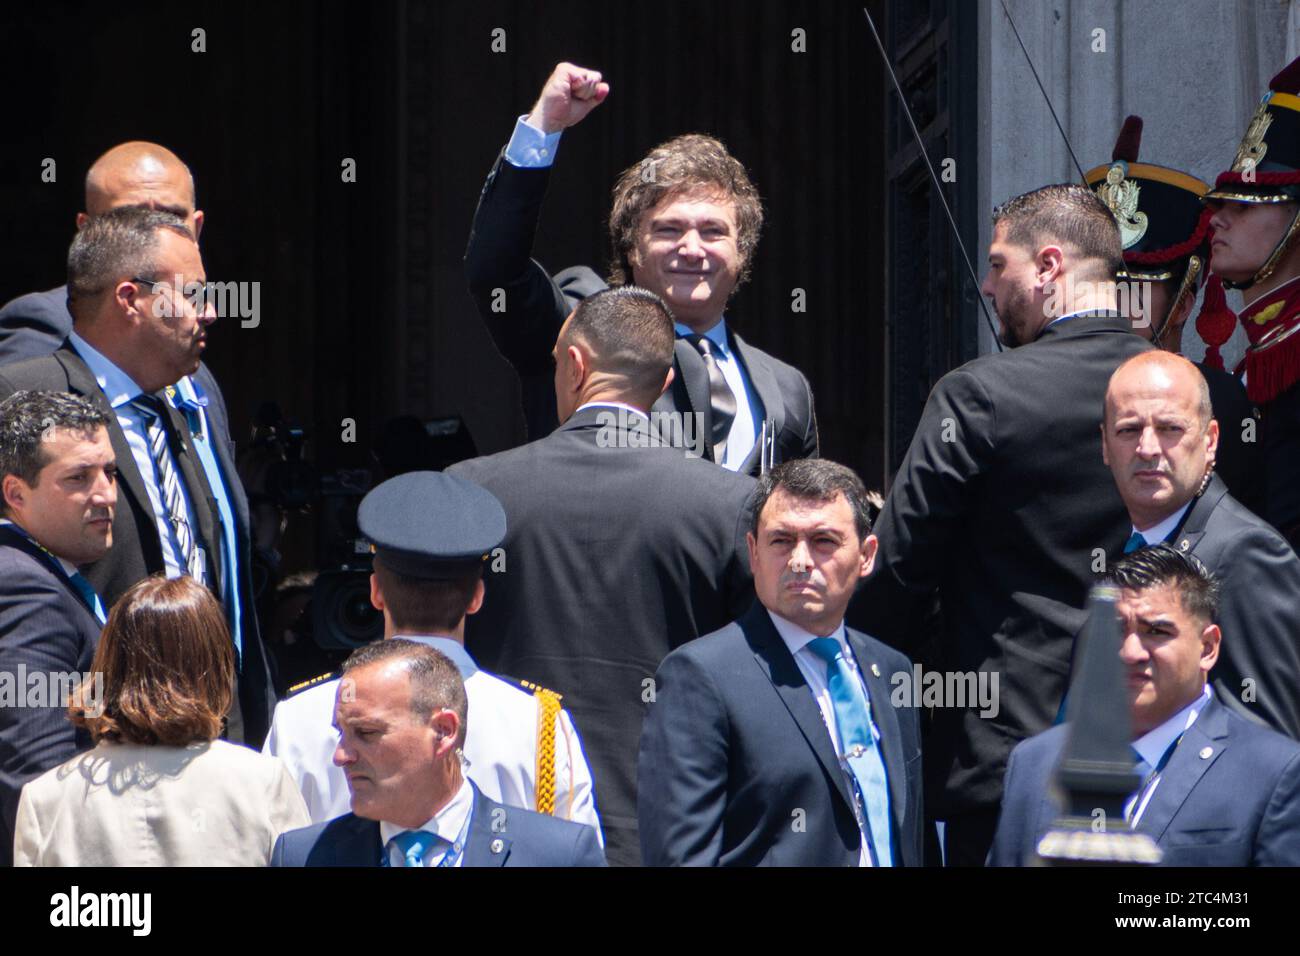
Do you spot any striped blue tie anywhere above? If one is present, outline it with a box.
[131,395,205,583]
[808,637,894,866]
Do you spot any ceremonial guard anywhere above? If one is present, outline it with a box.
[264,472,602,838]
[1203,56,1300,547]
[1086,115,1260,510]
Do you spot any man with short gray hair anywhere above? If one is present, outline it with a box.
[271,640,606,867]
[0,206,274,746]
[0,389,116,865]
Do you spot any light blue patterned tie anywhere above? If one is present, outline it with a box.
[389,829,439,867]
[808,637,893,866]
[1124,531,1148,554]
[131,395,205,584]
[67,571,107,625]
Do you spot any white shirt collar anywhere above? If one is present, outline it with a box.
[0,518,79,576]
[767,608,848,658]
[1133,684,1212,769]
[574,401,650,421]
[675,318,730,357]
[379,776,474,861]
[68,331,145,409]
[389,633,478,678]
[1132,498,1194,542]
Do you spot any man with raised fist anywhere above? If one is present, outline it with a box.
[465,61,818,475]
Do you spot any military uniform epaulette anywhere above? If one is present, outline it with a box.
[514,678,563,701]
[286,670,339,697]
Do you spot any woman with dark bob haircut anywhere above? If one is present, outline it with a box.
[13,576,308,865]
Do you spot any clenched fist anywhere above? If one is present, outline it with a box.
[525,62,610,134]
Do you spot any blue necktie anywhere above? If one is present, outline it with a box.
[68,571,107,625]
[1124,531,1148,554]
[808,637,893,866]
[388,829,440,867]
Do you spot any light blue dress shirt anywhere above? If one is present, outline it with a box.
[69,333,202,581]
[504,116,563,168]
[675,320,761,471]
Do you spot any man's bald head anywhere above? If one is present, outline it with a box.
[80,142,202,240]
[1103,351,1212,428]
[1101,350,1219,529]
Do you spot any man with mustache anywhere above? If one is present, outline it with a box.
[1101,350,1300,737]
[990,546,1300,866]
[0,207,276,746]
[639,459,923,866]
[853,183,1151,866]
[0,390,116,866]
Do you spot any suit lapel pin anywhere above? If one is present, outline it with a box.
[490,838,504,854]
[870,663,881,678]
[1179,540,1190,552]
[1199,746,1213,759]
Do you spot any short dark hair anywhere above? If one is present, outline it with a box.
[71,576,235,746]
[564,286,675,402]
[342,638,468,746]
[749,458,874,541]
[67,205,194,302]
[992,183,1123,281]
[608,133,764,288]
[0,390,111,504]
[1100,544,1220,626]
[372,556,481,634]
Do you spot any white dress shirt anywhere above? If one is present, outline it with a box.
[676,320,761,471]
[768,610,878,866]
[69,332,201,579]
[1127,685,1213,826]
[380,776,475,867]
[1131,499,1194,544]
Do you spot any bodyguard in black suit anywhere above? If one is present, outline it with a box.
[449,287,755,866]
[0,141,206,369]
[990,547,1300,867]
[640,460,922,866]
[0,391,116,865]
[854,184,1151,865]
[1101,350,1300,737]
[272,639,605,867]
[0,209,274,746]
[464,62,817,472]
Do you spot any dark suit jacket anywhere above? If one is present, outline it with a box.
[0,527,101,866]
[1162,474,1300,738]
[0,287,71,367]
[1197,362,1262,516]
[270,784,607,867]
[989,695,1300,866]
[853,314,1152,819]
[447,405,756,866]
[0,342,274,746]
[464,151,818,474]
[638,602,923,866]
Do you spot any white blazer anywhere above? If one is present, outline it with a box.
[13,739,310,866]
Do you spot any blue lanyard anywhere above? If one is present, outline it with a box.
[383,805,474,868]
